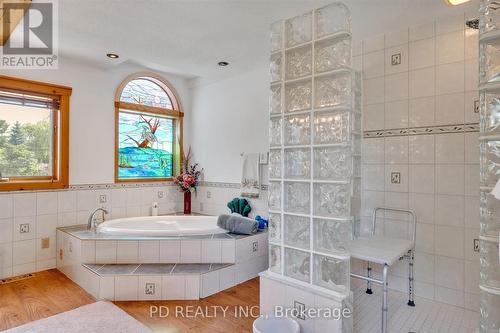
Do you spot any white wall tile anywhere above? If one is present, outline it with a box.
[465,29,479,60]
[138,275,162,300]
[435,225,464,259]
[409,38,435,70]
[201,270,220,298]
[409,135,435,164]
[409,97,435,127]
[116,241,139,263]
[385,28,408,48]
[384,136,408,164]
[414,252,435,283]
[436,31,464,65]
[465,91,479,124]
[464,196,479,229]
[162,275,185,300]
[409,22,435,41]
[464,164,479,196]
[362,165,385,191]
[362,138,385,164]
[36,192,58,215]
[435,164,464,195]
[435,133,464,164]
[435,93,465,125]
[363,50,384,79]
[180,240,201,263]
[0,194,13,219]
[436,62,465,95]
[435,256,464,290]
[81,240,95,263]
[436,14,464,35]
[99,276,115,300]
[0,218,13,244]
[36,214,57,238]
[435,195,464,226]
[409,165,435,194]
[201,240,222,263]
[464,228,479,261]
[364,78,385,105]
[409,193,435,224]
[13,216,36,241]
[385,164,408,192]
[409,67,435,98]
[385,72,409,102]
[385,45,408,75]
[13,193,36,217]
[36,236,56,261]
[95,240,117,263]
[138,240,160,263]
[464,132,479,164]
[363,34,384,53]
[363,103,385,131]
[464,259,479,294]
[385,100,408,129]
[12,239,36,265]
[185,275,200,300]
[465,58,479,92]
[0,242,13,270]
[57,191,76,213]
[221,240,236,263]
[159,240,180,262]
[353,40,363,56]
[415,224,435,254]
[115,276,138,301]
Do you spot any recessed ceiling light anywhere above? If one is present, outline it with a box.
[218,61,229,66]
[106,53,119,59]
[443,0,471,5]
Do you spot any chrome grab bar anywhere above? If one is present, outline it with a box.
[371,207,417,243]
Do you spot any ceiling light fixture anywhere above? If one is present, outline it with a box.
[443,0,471,6]
[106,53,119,59]
[218,61,229,66]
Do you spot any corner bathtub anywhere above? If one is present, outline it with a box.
[97,215,227,237]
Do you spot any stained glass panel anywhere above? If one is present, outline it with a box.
[118,110,174,179]
[120,78,173,109]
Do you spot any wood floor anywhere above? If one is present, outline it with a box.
[0,269,260,333]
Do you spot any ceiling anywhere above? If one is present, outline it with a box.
[49,0,480,84]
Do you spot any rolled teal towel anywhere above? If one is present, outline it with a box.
[217,214,258,235]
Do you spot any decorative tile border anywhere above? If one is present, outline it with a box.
[199,181,268,191]
[364,123,479,139]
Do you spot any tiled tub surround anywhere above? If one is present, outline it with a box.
[356,12,480,310]
[0,184,181,280]
[56,226,268,300]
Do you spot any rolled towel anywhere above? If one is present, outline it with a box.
[217,214,258,235]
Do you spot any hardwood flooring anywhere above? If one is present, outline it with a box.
[0,269,260,333]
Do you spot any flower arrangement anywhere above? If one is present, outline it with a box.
[174,146,202,193]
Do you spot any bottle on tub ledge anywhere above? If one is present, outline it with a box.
[152,202,159,216]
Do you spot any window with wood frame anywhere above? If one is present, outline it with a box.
[115,73,183,182]
[0,76,71,191]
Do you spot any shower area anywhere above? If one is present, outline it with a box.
[260,0,500,332]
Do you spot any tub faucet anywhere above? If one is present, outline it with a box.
[87,208,108,232]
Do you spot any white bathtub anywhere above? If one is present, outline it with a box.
[97,215,227,237]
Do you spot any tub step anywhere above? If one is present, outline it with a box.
[80,263,237,301]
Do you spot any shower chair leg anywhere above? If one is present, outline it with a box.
[366,261,373,294]
[382,264,388,333]
[407,250,415,307]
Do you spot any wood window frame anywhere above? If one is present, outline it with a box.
[0,75,71,191]
[114,72,184,183]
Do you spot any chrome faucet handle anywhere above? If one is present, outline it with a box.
[87,208,109,232]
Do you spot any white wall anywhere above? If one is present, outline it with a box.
[190,68,269,184]
[2,57,192,185]
[355,12,480,310]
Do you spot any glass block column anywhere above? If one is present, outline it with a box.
[268,2,361,297]
[479,1,500,331]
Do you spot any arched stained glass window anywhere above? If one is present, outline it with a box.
[120,77,173,109]
[115,73,183,182]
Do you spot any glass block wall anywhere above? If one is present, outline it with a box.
[478,1,500,331]
[268,2,361,296]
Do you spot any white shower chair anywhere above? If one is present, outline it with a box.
[350,207,416,333]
